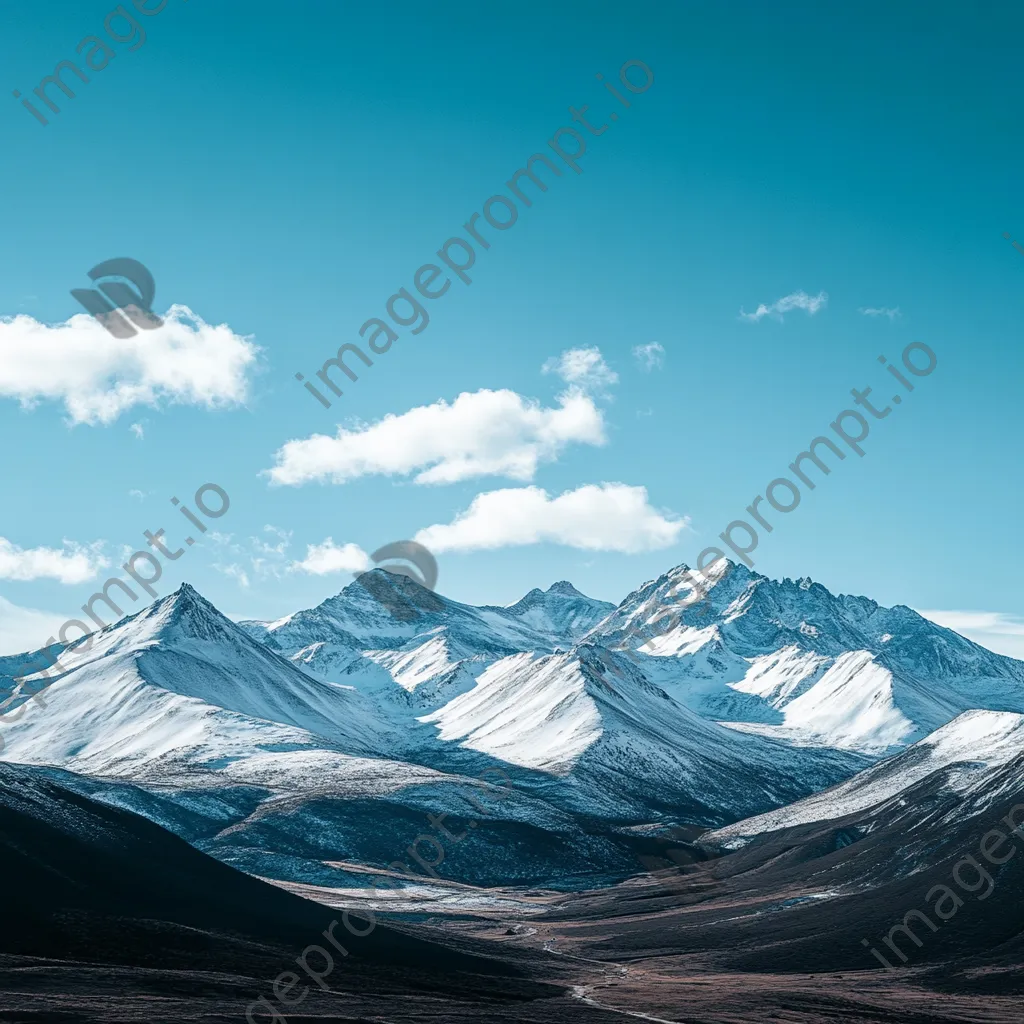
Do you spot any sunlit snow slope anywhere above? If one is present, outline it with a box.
[706,709,1024,846]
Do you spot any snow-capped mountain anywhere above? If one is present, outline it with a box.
[242,570,563,658]
[480,580,616,646]
[0,577,860,874]
[238,572,620,723]
[587,560,1024,754]
[0,584,413,783]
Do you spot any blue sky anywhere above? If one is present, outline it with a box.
[1,0,1023,657]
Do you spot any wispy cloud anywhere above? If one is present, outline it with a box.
[251,525,292,558]
[0,305,258,425]
[740,290,828,323]
[215,562,251,588]
[918,609,1024,660]
[210,525,294,588]
[632,342,664,372]
[858,306,901,321]
[130,422,145,440]
[0,537,108,584]
[542,346,619,395]
[265,388,606,488]
[414,483,688,554]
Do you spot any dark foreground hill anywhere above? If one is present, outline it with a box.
[0,762,601,1023]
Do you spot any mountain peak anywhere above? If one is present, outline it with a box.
[547,580,583,597]
[142,581,240,643]
[169,580,214,608]
[492,581,616,646]
[332,566,440,604]
[174,581,201,602]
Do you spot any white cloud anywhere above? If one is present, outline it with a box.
[632,342,664,372]
[130,422,145,439]
[541,346,619,394]
[290,539,372,576]
[918,609,1024,661]
[740,290,828,323]
[413,483,687,554]
[0,304,258,425]
[859,306,901,320]
[0,596,68,656]
[128,489,147,501]
[0,537,108,584]
[266,388,605,488]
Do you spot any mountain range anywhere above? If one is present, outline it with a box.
[3,558,1024,1021]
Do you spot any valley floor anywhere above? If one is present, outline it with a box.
[569,968,1024,1024]
[4,955,1021,1024]
[254,868,1024,1024]
[447,919,1024,1024]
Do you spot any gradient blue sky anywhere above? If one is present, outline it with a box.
[1,0,1022,657]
